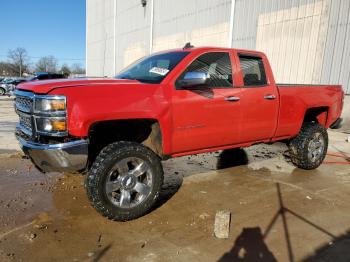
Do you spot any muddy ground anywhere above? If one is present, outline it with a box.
[0,136,350,262]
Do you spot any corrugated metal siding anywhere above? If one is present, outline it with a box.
[114,0,232,70]
[233,0,325,84]
[322,0,350,93]
[115,0,151,72]
[232,0,350,93]
[153,0,231,52]
[86,0,115,76]
[87,0,152,75]
[86,0,350,93]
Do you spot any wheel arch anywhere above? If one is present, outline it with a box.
[303,106,329,127]
[88,118,164,166]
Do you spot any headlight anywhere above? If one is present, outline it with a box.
[35,117,67,135]
[32,95,67,136]
[34,96,66,113]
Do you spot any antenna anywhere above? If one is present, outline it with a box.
[183,42,194,49]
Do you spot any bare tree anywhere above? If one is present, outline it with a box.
[60,64,71,77]
[7,47,30,77]
[35,56,58,72]
[71,63,86,75]
[0,62,16,76]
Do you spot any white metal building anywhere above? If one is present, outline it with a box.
[86,0,350,94]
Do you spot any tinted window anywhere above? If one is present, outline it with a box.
[116,51,190,84]
[239,55,267,86]
[49,74,65,79]
[37,75,49,80]
[178,52,233,88]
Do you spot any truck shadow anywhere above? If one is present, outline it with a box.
[218,183,348,262]
[156,145,283,210]
[155,148,250,209]
[216,148,249,169]
[153,168,184,209]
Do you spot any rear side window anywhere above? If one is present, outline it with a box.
[239,55,267,86]
[179,52,233,88]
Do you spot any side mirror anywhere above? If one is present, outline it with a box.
[177,72,208,89]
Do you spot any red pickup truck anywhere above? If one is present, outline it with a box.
[15,47,344,221]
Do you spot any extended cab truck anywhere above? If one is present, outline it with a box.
[14,47,344,221]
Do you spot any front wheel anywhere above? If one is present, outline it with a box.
[288,122,328,170]
[86,141,164,221]
[0,88,5,96]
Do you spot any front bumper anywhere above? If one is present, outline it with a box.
[16,136,88,173]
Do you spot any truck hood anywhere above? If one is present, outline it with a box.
[16,78,140,94]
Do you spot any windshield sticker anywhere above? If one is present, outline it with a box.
[149,67,169,76]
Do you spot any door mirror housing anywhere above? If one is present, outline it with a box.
[177,72,208,89]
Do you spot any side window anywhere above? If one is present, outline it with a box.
[239,55,267,86]
[178,52,233,88]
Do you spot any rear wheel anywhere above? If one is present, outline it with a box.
[288,123,328,170]
[0,88,5,96]
[86,141,164,221]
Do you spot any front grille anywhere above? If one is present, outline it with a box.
[15,95,33,113]
[18,112,32,136]
[15,91,35,137]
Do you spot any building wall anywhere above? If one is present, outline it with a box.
[86,0,350,94]
[231,0,350,94]
[152,0,231,52]
[115,0,152,71]
[86,0,115,77]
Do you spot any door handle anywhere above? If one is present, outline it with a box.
[225,96,240,102]
[264,94,276,100]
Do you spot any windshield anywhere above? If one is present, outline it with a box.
[115,51,190,84]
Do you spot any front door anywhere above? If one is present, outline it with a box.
[171,51,242,154]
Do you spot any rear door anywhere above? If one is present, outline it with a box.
[237,53,279,142]
[171,51,242,154]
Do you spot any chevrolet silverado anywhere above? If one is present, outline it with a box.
[14,47,344,221]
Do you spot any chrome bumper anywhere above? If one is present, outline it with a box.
[16,136,88,173]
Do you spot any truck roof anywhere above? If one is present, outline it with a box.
[153,46,266,57]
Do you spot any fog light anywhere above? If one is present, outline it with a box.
[36,117,67,134]
[44,122,53,131]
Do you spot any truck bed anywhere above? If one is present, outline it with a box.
[275,84,343,139]
[277,83,338,87]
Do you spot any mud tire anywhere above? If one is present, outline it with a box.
[288,122,328,170]
[86,141,164,221]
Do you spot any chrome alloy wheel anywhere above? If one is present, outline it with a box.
[308,132,325,162]
[105,157,153,208]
